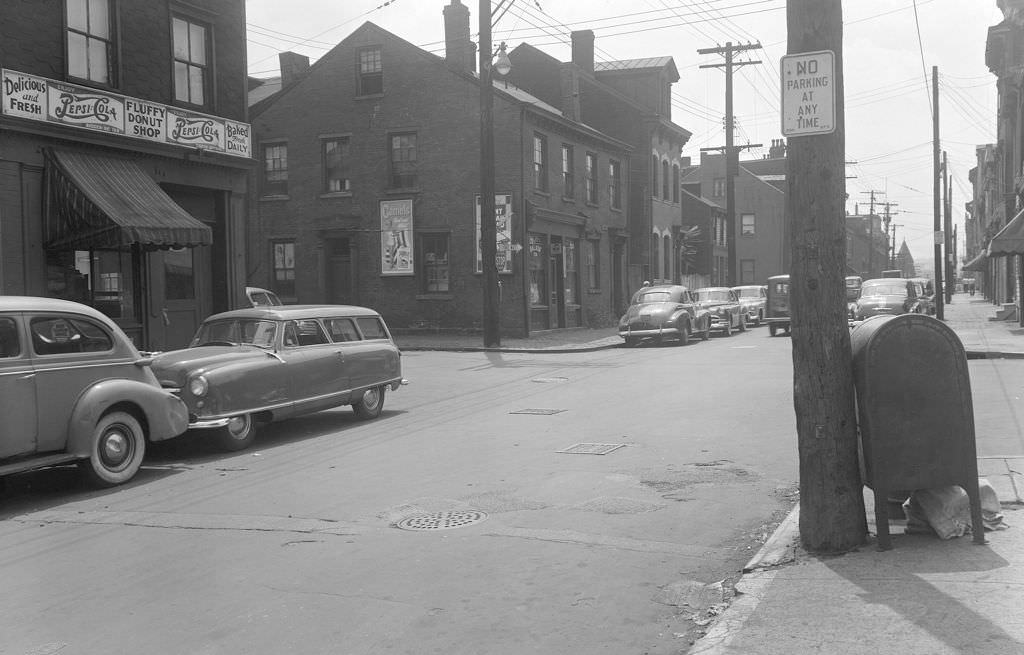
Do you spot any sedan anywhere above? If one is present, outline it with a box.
[618,285,711,346]
[732,285,767,327]
[693,287,747,335]
[150,305,405,451]
[0,296,189,487]
[853,278,923,320]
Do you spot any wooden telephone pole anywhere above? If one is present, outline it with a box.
[698,42,761,286]
[785,0,866,552]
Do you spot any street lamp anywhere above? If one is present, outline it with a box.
[479,3,510,347]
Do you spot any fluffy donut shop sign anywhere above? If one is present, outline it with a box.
[2,68,251,158]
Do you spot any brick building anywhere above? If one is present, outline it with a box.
[0,0,252,349]
[248,0,632,334]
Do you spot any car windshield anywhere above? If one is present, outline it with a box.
[193,319,278,348]
[695,289,731,302]
[861,284,907,297]
[635,291,672,304]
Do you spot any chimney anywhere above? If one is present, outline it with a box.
[571,30,594,74]
[768,137,787,159]
[279,52,309,87]
[444,0,475,73]
[559,64,581,122]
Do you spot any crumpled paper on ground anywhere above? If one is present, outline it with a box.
[902,478,1009,539]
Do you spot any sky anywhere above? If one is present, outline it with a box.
[244,0,1003,270]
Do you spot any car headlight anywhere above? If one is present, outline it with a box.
[189,375,209,397]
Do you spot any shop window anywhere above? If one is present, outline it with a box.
[172,14,209,106]
[262,143,288,196]
[585,152,597,204]
[564,239,578,305]
[272,241,296,302]
[358,47,383,95]
[390,133,417,188]
[741,213,756,236]
[528,234,547,306]
[66,0,114,85]
[561,144,574,199]
[533,133,549,192]
[418,233,450,293]
[585,240,599,289]
[323,137,351,193]
[609,159,622,210]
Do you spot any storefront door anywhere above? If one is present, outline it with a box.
[147,245,211,350]
[326,238,357,305]
[549,236,566,328]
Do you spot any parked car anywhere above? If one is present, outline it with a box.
[149,304,405,451]
[853,278,923,320]
[693,287,747,335]
[245,286,283,307]
[618,285,711,346]
[732,285,767,327]
[765,274,791,337]
[845,276,862,319]
[908,277,936,315]
[0,296,189,487]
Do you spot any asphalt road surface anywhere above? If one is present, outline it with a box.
[2,327,803,654]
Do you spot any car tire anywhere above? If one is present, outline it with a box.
[353,385,386,420]
[677,322,690,346]
[739,314,747,332]
[755,311,763,327]
[214,414,256,452]
[79,411,146,487]
[702,322,711,340]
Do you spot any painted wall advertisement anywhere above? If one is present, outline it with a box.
[380,199,414,276]
[1,68,251,158]
[476,193,514,274]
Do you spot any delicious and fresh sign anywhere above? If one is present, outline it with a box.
[2,69,251,158]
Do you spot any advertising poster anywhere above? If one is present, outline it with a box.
[475,193,513,274]
[380,199,414,276]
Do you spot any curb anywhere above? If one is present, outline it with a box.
[397,342,624,354]
[966,350,1024,360]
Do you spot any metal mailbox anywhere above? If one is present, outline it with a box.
[850,313,985,550]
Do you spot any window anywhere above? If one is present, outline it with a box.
[561,145,574,199]
[66,0,113,85]
[286,319,329,347]
[419,233,450,293]
[325,318,360,342]
[585,240,599,289]
[0,318,20,358]
[741,213,756,236]
[323,137,351,193]
[672,165,680,203]
[713,177,726,197]
[663,235,672,280]
[30,316,112,355]
[740,259,756,285]
[608,159,622,210]
[172,15,209,106]
[651,155,658,197]
[528,234,547,306]
[262,143,288,196]
[533,133,548,192]
[272,241,296,301]
[662,160,670,200]
[164,248,194,300]
[358,47,383,95]
[390,133,417,188]
[564,239,578,305]
[356,316,388,339]
[585,153,597,204]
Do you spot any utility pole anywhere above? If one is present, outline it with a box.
[933,66,944,320]
[890,224,903,269]
[698,41,762,286]
[880,201,898,265]
[944,153,953,304]
[785,0,865,553]
[479,0,500,347]
[861,190,884,276]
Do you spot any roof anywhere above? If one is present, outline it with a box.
[205,305,383,321]
[248,77,282,107]
[44,150,212,251]
[0,296,115,319]
[680,188,722,210]
[595,57,675,72]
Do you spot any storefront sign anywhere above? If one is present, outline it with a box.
[1,68,251,158]
[380,199,414,276]
[476,193,514,274]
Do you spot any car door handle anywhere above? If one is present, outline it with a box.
[17,373,36,381]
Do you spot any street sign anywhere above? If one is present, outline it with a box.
[780,50,835,136]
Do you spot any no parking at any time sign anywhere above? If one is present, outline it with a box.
[780,50,835,136]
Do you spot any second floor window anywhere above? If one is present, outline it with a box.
[673,164,680,203]
[66,0,113,85]
[609,159,622,210]
[741,213,756,236]
[585,152,597,204]
[359,47,383,95]
[172,15,209,106]
[662,160,670,200]
[713,177,726,197]
[262,143,288,196]
[561,145,574,199]
[390,133,417,188]
[323,137,351,193]
[533,134,548,192]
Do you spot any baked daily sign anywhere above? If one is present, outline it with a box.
[1,68,251,158]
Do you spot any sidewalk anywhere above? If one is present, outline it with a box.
[393,295,1024,655]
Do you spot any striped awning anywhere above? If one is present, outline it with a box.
[962,251,989,271]
[44,150,212,251]
[988,207,1024,257]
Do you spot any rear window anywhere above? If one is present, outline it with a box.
[356,316,388,340]
[30,316,113,355]
[635,291,672,304]
[862,283,908,296]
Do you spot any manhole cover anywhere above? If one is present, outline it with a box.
[532,376,569,383]
[510,408,566,415]
[395,510,488,531]
[557,443,626,455]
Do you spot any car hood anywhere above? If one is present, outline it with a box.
[150,346,270,385]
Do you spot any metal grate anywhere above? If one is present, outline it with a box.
[395,510,488,531]
[557,443,627,455]
[510,408,566,415]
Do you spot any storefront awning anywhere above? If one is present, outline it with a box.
[988,207,1024,257]
[44,150,212,251]
[962,251,989,272]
